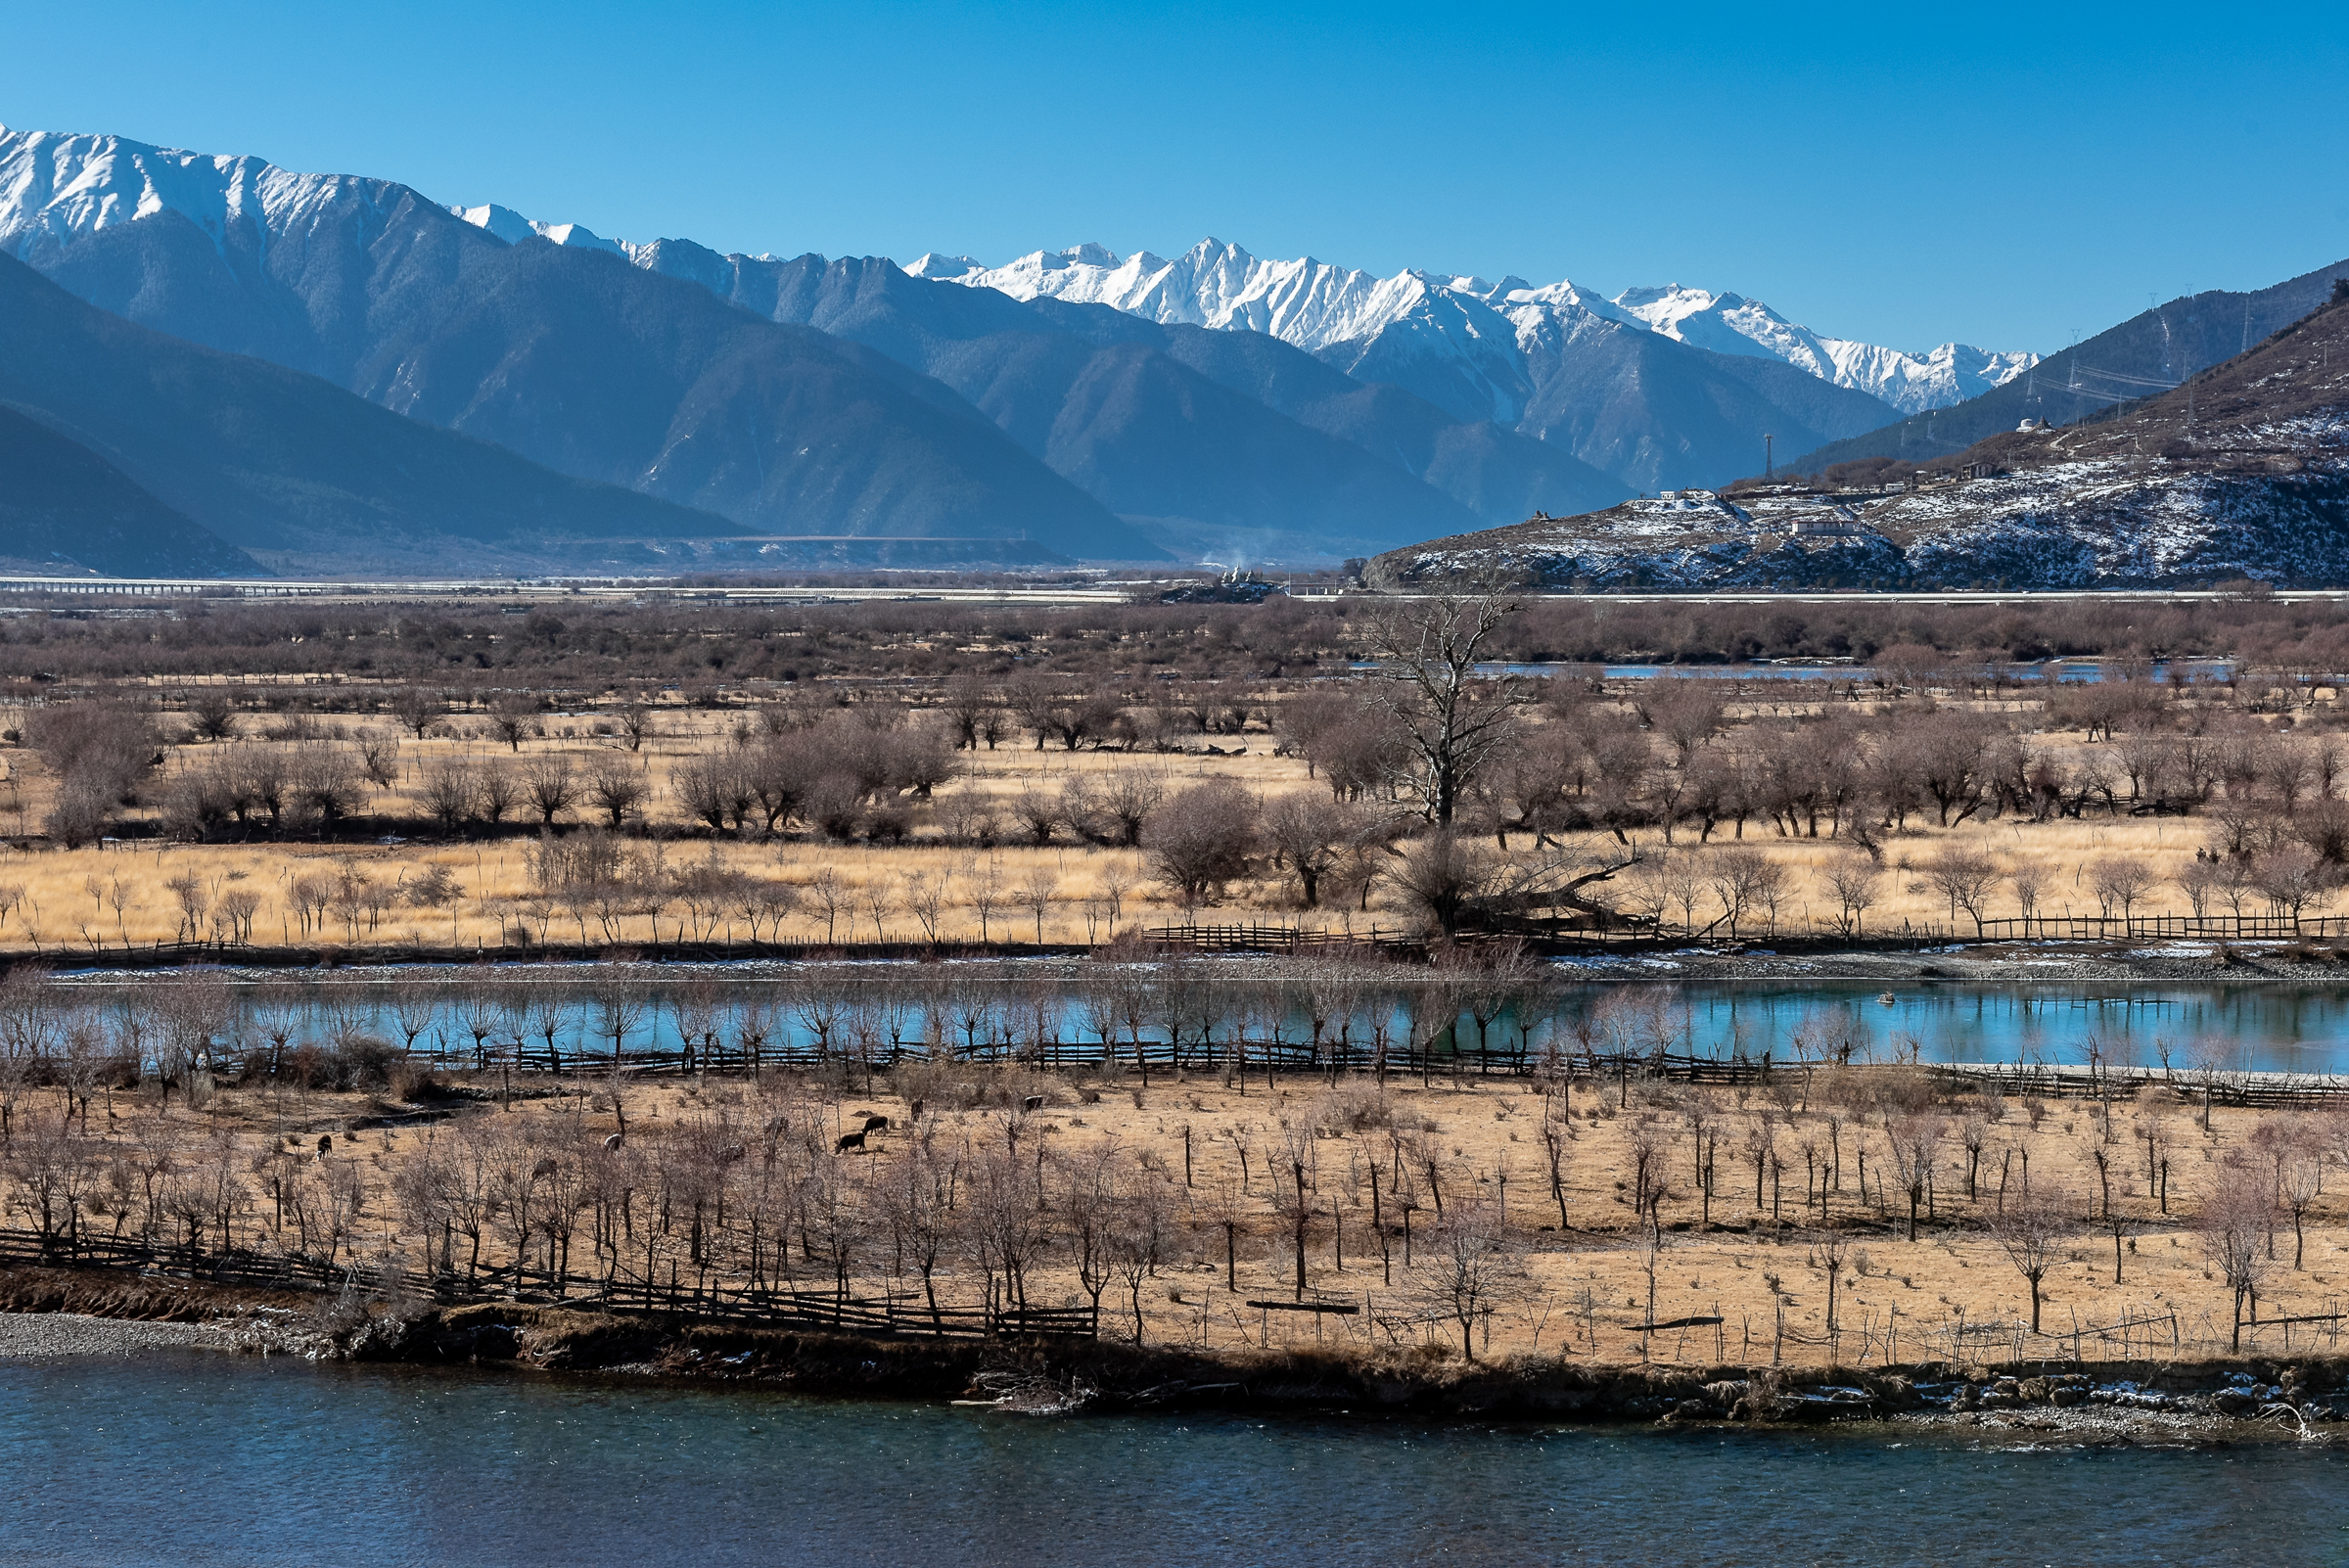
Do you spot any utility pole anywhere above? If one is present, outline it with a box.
[1764,433,1773,479]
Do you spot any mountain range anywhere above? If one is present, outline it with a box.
[919,242,2035,420]
[0,124,2038,572]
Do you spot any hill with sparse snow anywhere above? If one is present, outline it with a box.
[1367,279,2349,593]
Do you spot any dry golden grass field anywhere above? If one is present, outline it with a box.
[0,688,2303,956]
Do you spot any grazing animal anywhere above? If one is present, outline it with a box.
[1022,1095,1044,1114]
[531,1157,559,1179]
[835,1130,866,1154]
[861,1115,890,1134]
[315,1134,333,1160]
[603,1132,624,1153]
[718,1143,746,1162]
[908,1098,925,1123]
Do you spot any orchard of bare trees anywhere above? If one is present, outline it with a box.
[4,961,2349,1368]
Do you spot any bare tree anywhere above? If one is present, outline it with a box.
[2199,1166,2274,1350]
[1989,1184,2065,1333]
[1924,850,2003,936]
[1264,791,1359,909]
[486,693,539,751]
[1825,853,1886,936]
[902,869,949,945]
[1387,830,1491,939]
[1012,867,1058,944]
[584,759,648,830]
[1366,587,1531,825]
[474,762,523,826]
[615,698,655,754]
[523,757,578,827]
[187,689,239,742]
[390,687,443,740]
[1418,1197,1517,1361]
[1147,781,1258,907]
[415,759,480,835]
[2088,855,2158,921]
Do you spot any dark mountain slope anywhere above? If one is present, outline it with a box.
[1511,310,1901,491]
[345,242,1142,554]
[0,405,259,576]
[630,243,1617,552]
[1789,255,2349,474]
[0,253,738,574]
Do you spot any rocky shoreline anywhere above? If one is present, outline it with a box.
[1559,936,2349,985]
[4,1267,2339,1444]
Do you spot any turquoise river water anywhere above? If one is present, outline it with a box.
[1,1352,2338,1566]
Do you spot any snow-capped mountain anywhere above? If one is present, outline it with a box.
[0,124,389,266]
[1613,285,2037,412]
[933,241,2036,417]
[453,203,636,260]
[0,122,2031,546]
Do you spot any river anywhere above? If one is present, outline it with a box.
[2,1352,2337,1566]
[50,967,2349,1078]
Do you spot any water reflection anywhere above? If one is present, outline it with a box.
[44,966,2349,1078]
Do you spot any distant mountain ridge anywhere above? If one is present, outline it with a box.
[0,123,2023,564]
[909,242,1925,492]
[0,126,1159,561]
[0,126,1619,559]
[916,240,2037,416]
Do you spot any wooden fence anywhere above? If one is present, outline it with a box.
[1963,914,2349,943]
[1142,924,1410,952]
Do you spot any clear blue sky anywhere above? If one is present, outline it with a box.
[4,0,2343,355]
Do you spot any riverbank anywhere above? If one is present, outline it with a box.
[1564,936,2349,983]
[4,1268,2338,1442]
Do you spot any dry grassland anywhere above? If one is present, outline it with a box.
[33,1061,2344,1371]
[0,694,2269,956]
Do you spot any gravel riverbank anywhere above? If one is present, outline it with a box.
[1559,938,2349,983]
[0,1311,243,1360]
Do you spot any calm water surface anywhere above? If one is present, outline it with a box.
[2,1352,2340,1566]
[61,970,2349,1077]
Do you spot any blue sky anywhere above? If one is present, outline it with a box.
[4,0,2343,355]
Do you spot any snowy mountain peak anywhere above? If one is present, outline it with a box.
[904,253,982,279]
[0,126,380,262]
[452,203,628,258]
[1613,284,1733,336]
